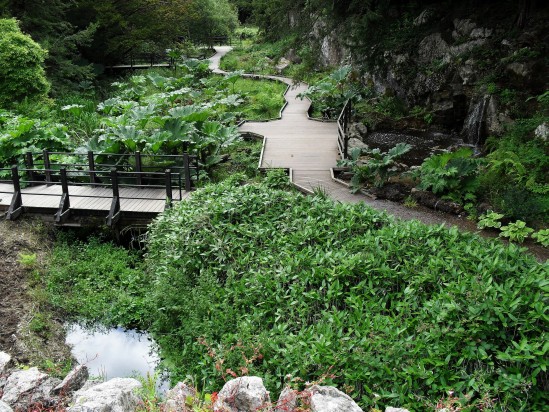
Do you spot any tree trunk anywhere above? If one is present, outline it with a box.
[516,0,534,29]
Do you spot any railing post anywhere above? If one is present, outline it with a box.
[183,153,192,192]
[106,168,121,227]
[165,168,173,209]
[55,167,71,224]
[88,151,98,186]
[135,151,143,186]
[6,165,23,220]
[25,151,35,186]
[43,150,52,186]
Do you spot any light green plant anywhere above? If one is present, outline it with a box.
[18,252,38,269]
[499,220,534,243]
[477,211,504,230]
[531,229,549,247]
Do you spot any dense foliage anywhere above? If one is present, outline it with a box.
[0,18,50,107]
[141,179,548,410]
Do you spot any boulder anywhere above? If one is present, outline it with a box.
[452,19,477,39]
[275,387,298,412]
[0,352,11,374]
[385,408,410,412]
[1,367,59,408]
[535,122,548,141]
[276,58,291,74]
[411,189,464,215]
[51,365,89,396]
[413,9,432,26]
[68,377,142,412]
[164,382,197,412]
[418,34,449,64]
[307,385,363,412]
[348,123,368,141]
[213,376,270,412]
[0,401,13,412]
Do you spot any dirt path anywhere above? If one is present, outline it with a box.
[210,47,548,261]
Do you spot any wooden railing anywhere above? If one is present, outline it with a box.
[337,100,352,159]
[0,151,199,226]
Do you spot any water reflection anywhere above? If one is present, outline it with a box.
[66,324,159,381]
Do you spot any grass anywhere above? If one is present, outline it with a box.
[233,78,286,121]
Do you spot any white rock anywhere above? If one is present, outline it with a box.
[275,386,298,412]
[164,382,197,412]
[68,378,142,412]
[535,123,549,141]
[385,408,411,412]
[308,385,363,412]
[0,352,11,374]
[213,376,270,412]
[1,367,53,405]
[52,365,89,395]
[0,401,13,412]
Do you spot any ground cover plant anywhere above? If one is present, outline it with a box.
[138,177,549,411]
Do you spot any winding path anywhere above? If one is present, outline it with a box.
[209,47,548,259]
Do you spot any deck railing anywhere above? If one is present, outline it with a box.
[337,100,352,160]
[0,150,198,225]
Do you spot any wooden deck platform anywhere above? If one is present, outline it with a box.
[0,183,190,226]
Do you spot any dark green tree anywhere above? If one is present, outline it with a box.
[0,18,50,107]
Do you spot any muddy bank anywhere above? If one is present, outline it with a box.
[0,219,72,368]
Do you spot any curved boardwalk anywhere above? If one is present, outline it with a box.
[209,46,549,261]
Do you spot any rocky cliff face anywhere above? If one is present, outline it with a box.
[313,3,548,143]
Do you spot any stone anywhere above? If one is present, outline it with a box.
[213,376,270,412]
[417,33,449,64]
[0,401,13,412]
[164,382,197,412]
[470,28,492,39]
[413,9,432,26]
[0,352,11,374]
[68,377,142,412]
[1,367,59,408]
[385,408,411,412]
[453,19,477,39]
[348,122,368,140]
[307,385,363,412]
[506,62,530,78]
[276,58,291,74]
[347,138,369,152]
[285,49,302,64]
[275,387,298,412]
[51,365,89,396]
[535,123,548,141]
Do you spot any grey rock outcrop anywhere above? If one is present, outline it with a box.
[51,365,89,396]
[0,352,11,374]
[307,385,363,412]
[275,386,298,412]
[535,122,548,141]
[164,382,197,412]
[0,401,13,412]
[1,367,59,408]
[68,378,142,412]
[213,376,270,412]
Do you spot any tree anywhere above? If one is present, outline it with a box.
[2,0,96,92]
[0,18,50,107]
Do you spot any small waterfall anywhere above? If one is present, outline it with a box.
[462,95,489,146]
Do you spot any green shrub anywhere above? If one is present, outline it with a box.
[0,18,50,107]
[414,148,482,203]
[46,236,148,327]
[146,181,549,411]
[499,220,534,243]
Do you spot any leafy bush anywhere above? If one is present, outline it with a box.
[477,211,504,230]
[532,229,549,247]
[0,110,71,170]
[348,143,412,191]
[145,181,549,410]
[0,18,50,107]
[499,220,534,243]
[414,148,482,203]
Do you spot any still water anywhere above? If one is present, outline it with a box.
[65,324,160,381]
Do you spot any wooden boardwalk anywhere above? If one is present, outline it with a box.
[210,47,487,229]
[0,183,188,214]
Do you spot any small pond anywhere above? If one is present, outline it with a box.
[65,324,165,387]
